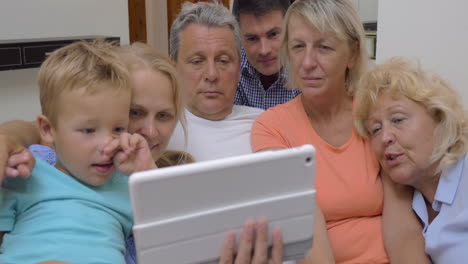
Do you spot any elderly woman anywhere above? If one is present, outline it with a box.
[251,0,388,263]
[354,57,468,263]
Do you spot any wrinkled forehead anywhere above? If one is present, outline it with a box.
[179,24,240,58]
[368,92,417,117]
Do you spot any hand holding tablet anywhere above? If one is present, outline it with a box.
[129,144,316,264]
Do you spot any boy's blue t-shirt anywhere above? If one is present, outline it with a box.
[0,158,133,264]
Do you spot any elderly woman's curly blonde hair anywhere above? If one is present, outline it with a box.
[354,57,468,174]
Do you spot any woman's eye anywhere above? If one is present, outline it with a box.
[391,117,406,124]
[371,127,380,135]
[158,112,173,121]
[369,124,381,136]
[291,44,304,50]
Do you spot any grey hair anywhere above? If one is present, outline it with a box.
[169,1,241,61]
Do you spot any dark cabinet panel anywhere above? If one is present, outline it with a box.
[0,36,119,71]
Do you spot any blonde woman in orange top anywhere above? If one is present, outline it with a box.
[251,0,427,263]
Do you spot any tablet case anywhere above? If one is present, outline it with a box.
[129,144,316,264]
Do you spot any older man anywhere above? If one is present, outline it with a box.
[167,2,263,161]
[232,0,300,110]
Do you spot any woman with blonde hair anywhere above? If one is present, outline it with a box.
[252,0,386,262]
[354,56,468,263]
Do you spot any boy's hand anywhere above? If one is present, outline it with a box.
[0,135,35,182]
[110,133,157,176]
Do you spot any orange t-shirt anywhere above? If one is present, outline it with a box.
[251,97,388,264]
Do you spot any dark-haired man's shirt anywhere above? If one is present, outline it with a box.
[235,49,300,110]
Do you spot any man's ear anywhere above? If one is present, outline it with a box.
[37,115,54,147]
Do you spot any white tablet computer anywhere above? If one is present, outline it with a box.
[129,144,316,264]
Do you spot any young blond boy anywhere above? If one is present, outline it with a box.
[0,40,156,263]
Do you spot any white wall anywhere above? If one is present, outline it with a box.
[0,0,129,123]
[377,0,468,104]
[353,0,378,23]
[147,0,169,56]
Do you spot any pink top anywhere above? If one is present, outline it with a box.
[251,96,388,264]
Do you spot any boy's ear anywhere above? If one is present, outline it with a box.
[37,115,54,147]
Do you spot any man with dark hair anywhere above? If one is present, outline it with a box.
[232,0,300,110]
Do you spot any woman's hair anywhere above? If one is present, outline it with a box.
[281,0,367,95]
[119,42,187,138]
[119,43,191,165]
[355,56,468,174]
[156,150,195,167]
